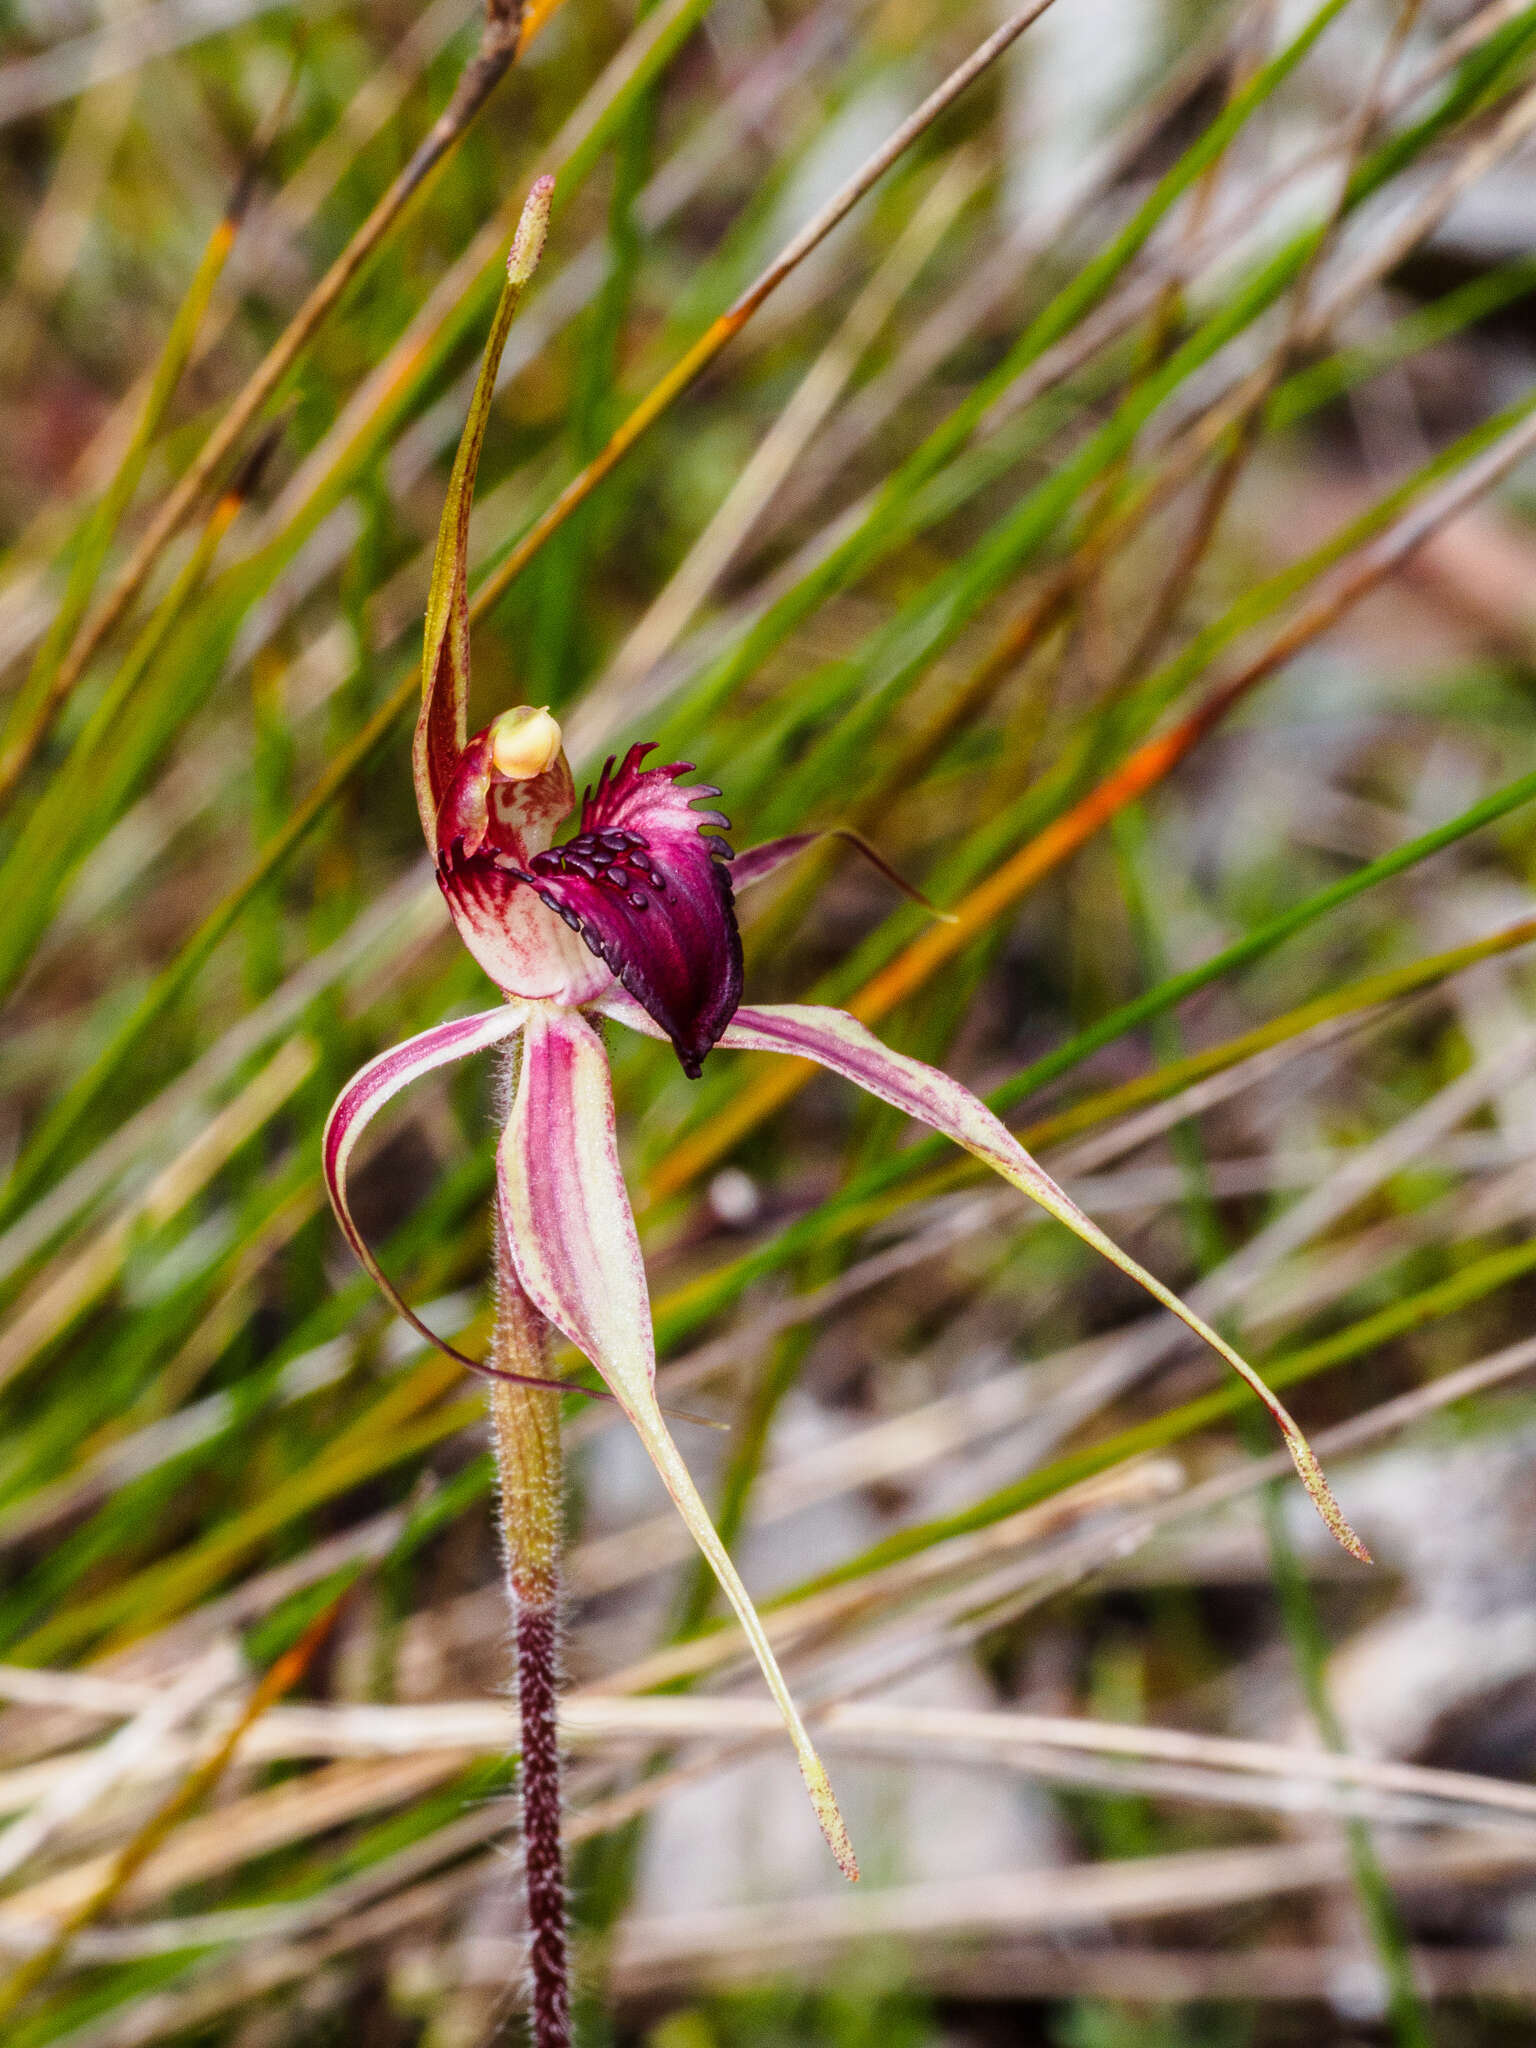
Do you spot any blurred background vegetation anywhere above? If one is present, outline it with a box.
[10,0,1536,2040]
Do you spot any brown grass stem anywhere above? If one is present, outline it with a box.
[0,1597,346,2022]
[0,0,539,806]
[467,0,1064,624]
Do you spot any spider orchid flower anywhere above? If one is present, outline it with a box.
[323,179,1367,1887]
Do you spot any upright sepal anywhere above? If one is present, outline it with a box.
[413,177,553,842]
[497,1005,858,1877]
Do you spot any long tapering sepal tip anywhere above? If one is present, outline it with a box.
[510,175,554,284]
[698,1002,1375,1568]
[416,175,554,837]
[1282,1427,1371,1564]
[802,1756,859,1882]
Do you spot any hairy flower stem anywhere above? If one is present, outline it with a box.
[488,1234,570,2048]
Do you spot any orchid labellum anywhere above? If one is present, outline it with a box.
[323,180,1367,2015]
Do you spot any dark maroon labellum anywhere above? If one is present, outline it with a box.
[518,748,742,1078]
[436,740,744,1078]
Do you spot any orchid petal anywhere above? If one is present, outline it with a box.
[324,1008,527,1370]
[600,992,1368,1564]
[521,746,742,1076]
[733,829,954,921]
[322,1006,711,1416]
[498,1005,858,1877]
[413,179,552,844]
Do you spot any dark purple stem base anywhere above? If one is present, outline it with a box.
[490,1126,572,2044]
[515,1596,569,2047]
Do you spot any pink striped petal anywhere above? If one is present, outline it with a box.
[498,1005,857,1878]
[599,992,1368,1564]
[322,1006,534,1376]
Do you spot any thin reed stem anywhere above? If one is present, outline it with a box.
[468,0,1063,623]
